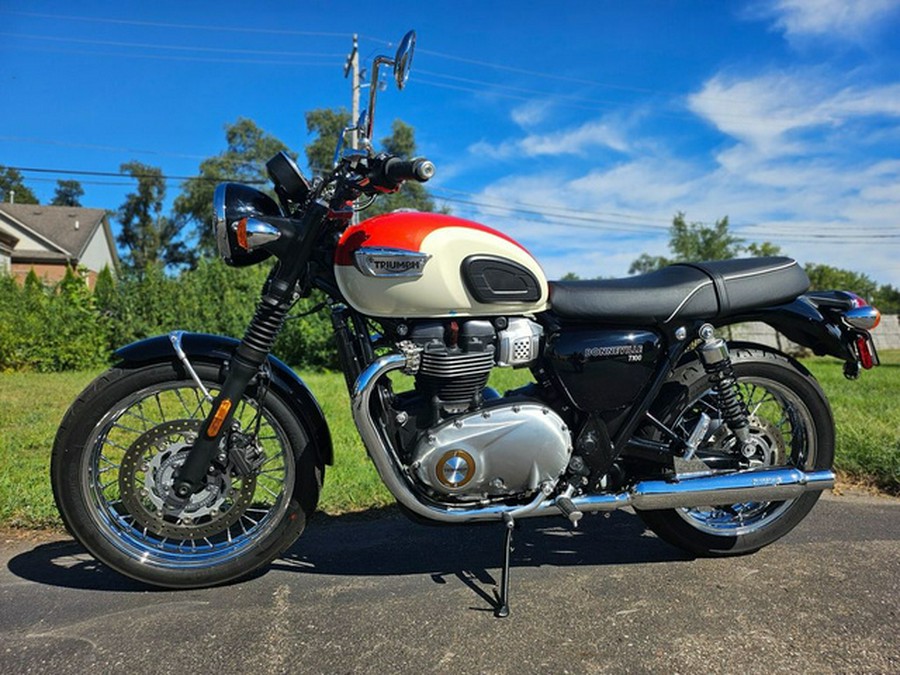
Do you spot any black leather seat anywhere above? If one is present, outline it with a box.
[548,257,809,325]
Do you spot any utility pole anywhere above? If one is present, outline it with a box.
[344,34,360,151]
[344,34,361,225]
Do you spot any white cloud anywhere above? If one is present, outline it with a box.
[688,71,900,157]
[510,100,554,128]
[450,62,900,287]
[469,116,629,159]
[754,0,900,41]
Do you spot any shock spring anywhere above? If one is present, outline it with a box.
[697,324,751,447]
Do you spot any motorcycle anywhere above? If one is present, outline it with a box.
[51,31,882,617]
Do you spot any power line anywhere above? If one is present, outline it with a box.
[417,48,660,96]
[3,32,345,58]
[0,9,809,112]
[9,165,899,242]
[432,186,672,224]
[9,166,265,184]
[13,45,342,68]
[430,186,900,234]
[0,135,209,161]
[428,192,900,241]
[0,10,351,38]
[439,198,900,243]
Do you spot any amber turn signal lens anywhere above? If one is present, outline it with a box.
[236,218,249,250]
[207,399,232,437]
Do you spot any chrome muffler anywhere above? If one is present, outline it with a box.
[352,354,834,524]
[536,466,835,517]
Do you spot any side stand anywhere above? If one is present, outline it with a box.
[496,513,515,618]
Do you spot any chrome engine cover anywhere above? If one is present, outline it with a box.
[411,402,572,501]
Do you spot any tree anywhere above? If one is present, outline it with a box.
[303,110,445,216]
[174,118,292,255]
[873,284,900,314]
[804,263,877,300]
[304,108,351,178]
[365,120,445,217]
[0,165,39,204]
[50,179,84,207]
[629,212,780,274]
[117,161,193,274]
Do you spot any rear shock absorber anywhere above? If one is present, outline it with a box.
[696,324,751,449]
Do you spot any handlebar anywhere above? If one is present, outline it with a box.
[382,156,435,183]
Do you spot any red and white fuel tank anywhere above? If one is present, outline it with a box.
[334,212,549,318]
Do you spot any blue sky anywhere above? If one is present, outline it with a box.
[2,1,899,287]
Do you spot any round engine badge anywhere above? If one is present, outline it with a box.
[437,449,475,488]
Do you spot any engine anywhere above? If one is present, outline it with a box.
[392,317,572,501]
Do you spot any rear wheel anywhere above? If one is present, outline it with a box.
[51,360,321,588]
[637,347,834,556]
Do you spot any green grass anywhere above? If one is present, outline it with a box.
[1,353,896,531]
[805,351,900,492]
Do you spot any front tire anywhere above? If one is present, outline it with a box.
[51,360,321,588]
[637,346,834,557]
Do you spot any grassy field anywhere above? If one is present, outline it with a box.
[1,352,896,530]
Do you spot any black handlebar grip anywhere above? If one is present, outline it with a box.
[383,157,436,183]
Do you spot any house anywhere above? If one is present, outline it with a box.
[0,203,119,287]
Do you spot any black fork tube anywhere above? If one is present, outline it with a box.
[173,202,330,497]
[172,286,293,498]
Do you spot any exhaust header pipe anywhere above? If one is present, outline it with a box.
[353,354,834,525]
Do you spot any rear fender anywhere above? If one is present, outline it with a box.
[114,332,333,466]
[718,296,854,361]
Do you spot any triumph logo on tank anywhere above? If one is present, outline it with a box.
[354,247,432,278]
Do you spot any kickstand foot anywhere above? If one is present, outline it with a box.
[496,514,515,618]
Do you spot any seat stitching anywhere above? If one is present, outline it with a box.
[664,280,713,324]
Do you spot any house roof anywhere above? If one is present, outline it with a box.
[0,228,17,252]
[0,203,109,257]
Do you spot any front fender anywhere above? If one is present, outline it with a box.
[719,297,852,361]
[115,332,333,466]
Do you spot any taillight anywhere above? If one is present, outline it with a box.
[856,337,875,369]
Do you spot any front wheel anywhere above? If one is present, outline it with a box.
[637,347,834,557]
[51,360,321,588]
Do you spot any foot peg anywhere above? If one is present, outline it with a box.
[555,496,583,527]
[554,484,583,527]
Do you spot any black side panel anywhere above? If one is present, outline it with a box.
[544,328,663,412]
[463,255,541,303]
[114,333,333,465]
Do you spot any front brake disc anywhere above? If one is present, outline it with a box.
[118,420,257,539]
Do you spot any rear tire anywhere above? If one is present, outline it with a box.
[637,347,834,557]
[51,360,321,588]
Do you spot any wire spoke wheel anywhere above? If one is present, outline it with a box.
[52,361,321,587]
[638,348,834,557]
[84,380,294,567]
[672,375,814,536]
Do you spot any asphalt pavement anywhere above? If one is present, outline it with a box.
[1,491,898,674]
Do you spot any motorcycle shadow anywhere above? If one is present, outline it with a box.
[277,506,691,576]
[276,507,692,613]
[6,538,157,593]
[5,507,689,595]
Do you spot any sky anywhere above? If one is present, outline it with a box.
[2,0,899,287]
